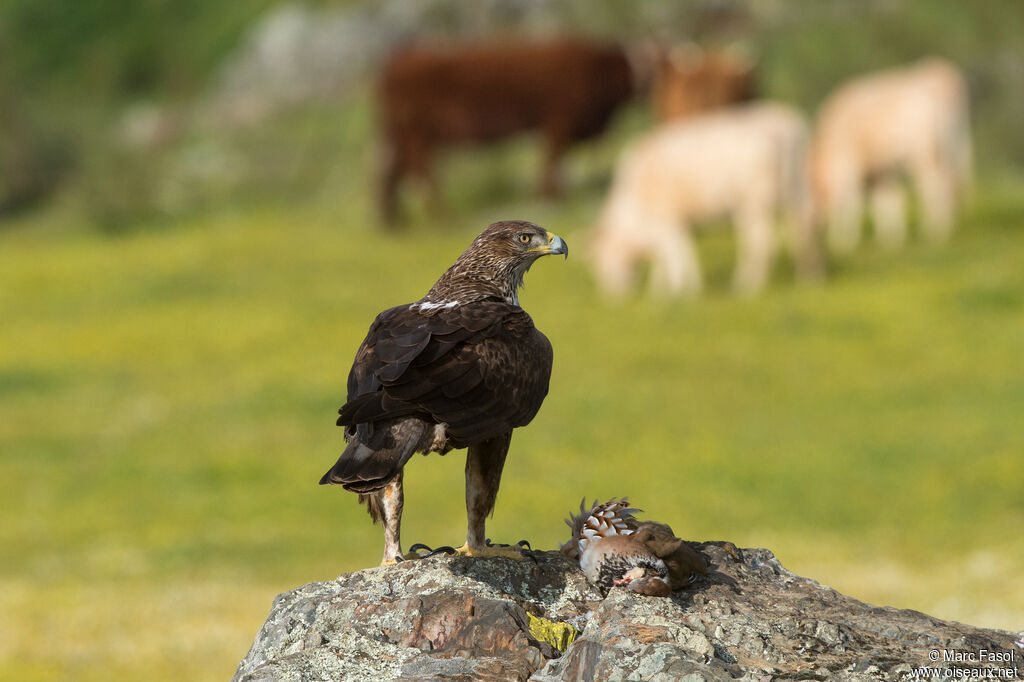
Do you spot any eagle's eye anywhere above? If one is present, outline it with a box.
[518,233,532,244]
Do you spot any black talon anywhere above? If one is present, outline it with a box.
[393,554,404,562]
[516,540,532,550]
[485,538,511,548]
[427,545,457,557]
[408,543,433,554]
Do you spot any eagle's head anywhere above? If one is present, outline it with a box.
[426,220,568,306]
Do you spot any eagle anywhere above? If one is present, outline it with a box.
[320,220,567,564]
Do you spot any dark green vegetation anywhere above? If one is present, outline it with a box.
[2,0,1023,223]
[2,1,1023,680]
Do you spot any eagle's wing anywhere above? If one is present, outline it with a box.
[338,299,553,448]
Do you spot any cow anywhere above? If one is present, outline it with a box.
[812,57,972,253]
[650,45,756,122]
[590,101,820,297]
[376,38,639,224]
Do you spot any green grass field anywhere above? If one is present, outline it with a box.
[2,162,1023,680]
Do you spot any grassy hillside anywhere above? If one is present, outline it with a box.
[2,164,1023,679]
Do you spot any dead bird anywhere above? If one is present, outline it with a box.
[560,497,707,596]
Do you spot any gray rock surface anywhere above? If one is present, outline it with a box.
[204,0,562,127]
[233,542,1021,681]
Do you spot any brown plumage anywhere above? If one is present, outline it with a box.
[580,533,672,597]
[321,220,567,563]
[631,521,709,588]
[561,498,707,596]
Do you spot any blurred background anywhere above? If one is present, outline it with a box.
[1,0,1022,680]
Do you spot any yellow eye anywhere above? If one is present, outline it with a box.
[518,233,531,244]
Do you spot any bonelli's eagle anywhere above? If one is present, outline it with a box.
[321,220,567,563]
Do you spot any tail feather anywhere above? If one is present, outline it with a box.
[320,419,429,491]
[559,497,641,559]
[337,393,414,428]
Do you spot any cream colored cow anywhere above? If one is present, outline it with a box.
[591,101,819,297]
[813,58,972,253]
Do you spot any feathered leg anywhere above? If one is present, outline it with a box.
[376,472,404,564]
[458,432,524,560]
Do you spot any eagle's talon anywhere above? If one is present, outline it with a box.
[396,544,457,560]
[425,545,457,557]
[485,538,505,547]
[516,540,532,549]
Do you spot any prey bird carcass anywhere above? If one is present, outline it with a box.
[561,498,708,596]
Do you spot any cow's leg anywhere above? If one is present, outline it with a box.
[405,141,443,219]
[782,157,824,281]
[540,129,568,199]
[792,195,825,281]
[826,172,863,255]
[420,166,445,221]
[378,140,404,226]
[733,205,775,295]
[913,156,955,244]
[869,177,907,251]
[594,239,636,298]
[650,221,701,297]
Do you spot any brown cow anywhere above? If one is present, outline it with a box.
[376,38,637,224]
[651,45,755,122]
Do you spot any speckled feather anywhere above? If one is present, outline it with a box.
[559,497,641,560]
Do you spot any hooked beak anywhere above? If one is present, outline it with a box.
[538,230,568,259]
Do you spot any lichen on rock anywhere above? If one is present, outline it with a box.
[233,543,1020,681]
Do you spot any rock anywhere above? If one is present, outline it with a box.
[233,543,1021,681]
[204,0,563,128]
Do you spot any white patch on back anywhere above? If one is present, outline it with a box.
[413,300,459,311]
